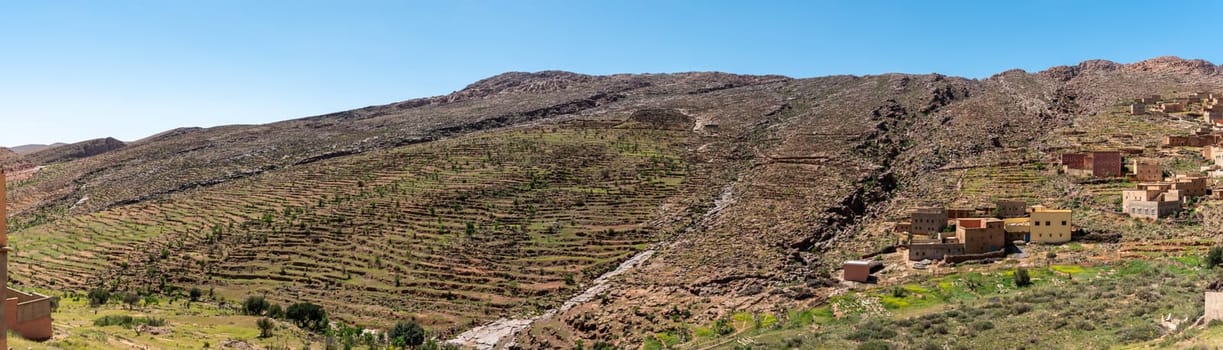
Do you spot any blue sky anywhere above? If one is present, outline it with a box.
[3,0,1223,147]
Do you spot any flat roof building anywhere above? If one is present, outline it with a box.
[843,260,882,283]
[910,207,948,235]
[1133,158,1162,182]
[955,218,1006,254]
[1122,183,1182,220]
[1029,207,1072,244]
[996,200,1027,218]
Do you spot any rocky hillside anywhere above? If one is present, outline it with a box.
[9,143,65,155]
[6,56,1223,347]
[23,137,126,166]
[0,147,34,174]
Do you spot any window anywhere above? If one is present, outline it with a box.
[1061,221,1067,226]
[1045,221,1051,226]
[1034,221,1040,226]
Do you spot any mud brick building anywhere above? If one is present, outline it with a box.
[955,218,1005,254]
[1132,158,1162,182]
[1061,151,1122,178]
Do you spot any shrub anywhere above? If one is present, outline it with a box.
[94,315,166,328]
[243,296,270,315]
[890,287,907,298]
[845,319,896,341]
[713,318,735,336]
[188,287,203,302]
[1013,268,1032,287]
[1207,247,1223,269]
[1012,303,1032,315]
[256,318,274,338]
[122,293,141,310]
[286,302,328,333]
[389,321,426,347]
[971,320,994,331]
[88,288,110,307]
[857,340,892,350]
[268,303,284,319]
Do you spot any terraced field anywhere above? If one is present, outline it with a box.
[9,126,700,334]
[960,163,1051,204]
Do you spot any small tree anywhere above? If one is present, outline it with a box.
[1013,268,1032,287]
[1208,246,1223,269]
[286,302,328,333]
[244,296,270,315]
[189,287,203,303]
[389,321,425,348]
[88,288,110,308]
[268,304,284,319]
[256,317,275,338]
[122,293,141,310]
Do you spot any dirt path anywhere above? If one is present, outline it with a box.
[445,249,655,349]
[446,183,738,349]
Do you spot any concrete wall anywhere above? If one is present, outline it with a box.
[944,249,1006,264]
[1207,292,1223,322]
[908,243,963,261]
[5,296,51,341]
[843,264,872,282]
[1123,199,1180,219]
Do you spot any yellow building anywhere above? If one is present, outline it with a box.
[1029,207,1072,244]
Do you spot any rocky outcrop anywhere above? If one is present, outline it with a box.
[1122,56,1218,75]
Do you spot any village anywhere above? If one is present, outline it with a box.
[842,91,1223,325]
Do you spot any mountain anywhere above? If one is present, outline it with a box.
[6,56,1223,348]
[9,143,66,155]
[22,137,126,166]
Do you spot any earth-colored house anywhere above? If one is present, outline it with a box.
[1061,151,1122,178]
[1029,207,1072,243]
[1130,103,1146,115]
[1161,102,1185,113]
[1203,145,1223,165]
[842,260,882,283]
[955,218,1005,254]
[910,207,948,234]
[1132,158,1162,182]
[1122,183,1182,219]
[1168,175,1208,197]
[907,237,964,261]
[996,200,1027,218]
